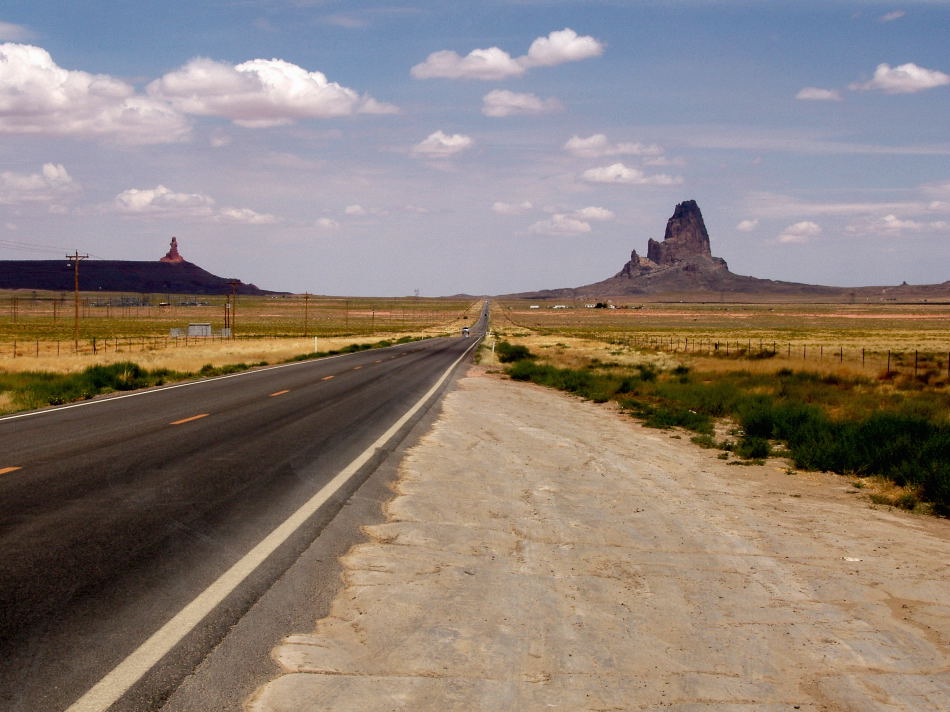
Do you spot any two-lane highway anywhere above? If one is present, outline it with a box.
[0,304,487,712]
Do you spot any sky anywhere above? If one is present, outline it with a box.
[0,0,948,296]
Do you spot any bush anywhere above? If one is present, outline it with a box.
[735,436,771,460]
[496,341,535,363]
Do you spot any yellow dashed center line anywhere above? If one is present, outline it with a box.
[170,413,210,425]
[374,360,382,363]
[0,466,21,476]
[352,366,362,370]
[269,390,290,397]
[321,375,334,381]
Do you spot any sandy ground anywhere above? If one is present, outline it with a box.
[248,367,950,711]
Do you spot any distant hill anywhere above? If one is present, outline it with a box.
[0,238,279,295]
[508,200,950,302]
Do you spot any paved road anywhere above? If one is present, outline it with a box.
[0,305,486,712]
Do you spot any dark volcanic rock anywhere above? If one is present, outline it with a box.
[647,199,712,264]
[509,199,850,299]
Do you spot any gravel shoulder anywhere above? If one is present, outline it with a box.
[249,366,950,711]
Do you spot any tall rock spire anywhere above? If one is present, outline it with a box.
[160,236,184,264]
[646,200,712,265]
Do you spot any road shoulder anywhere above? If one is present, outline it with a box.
[249,366,950,711]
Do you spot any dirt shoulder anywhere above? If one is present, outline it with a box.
[249,366,950,711]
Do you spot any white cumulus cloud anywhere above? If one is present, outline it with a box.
[0,43,189,144]
[0,163,79,205]
[572,206,615,221]
[344,204,367,216]
[411,28,603,80]
[492,200,534,215]
[411,130,474,158]
[529,214,592,236]
[777,221,822,243]
[482,90,562,117]
[564,133,663,158]
[528,205,615,236]
[736,219,759,232]
[581,162,682,186]
[316,217,340,229]
[148,57,398,127]
[849,62,950,94]
[521,28,604,68]
[111,184,276,224]
[796,87,843,101]
[411,47,525,81]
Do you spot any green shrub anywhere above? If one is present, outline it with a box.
[735,436,771,460]
[496,341,535,363]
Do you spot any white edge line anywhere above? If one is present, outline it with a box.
[0,339,442,423]
[64,336,480,712]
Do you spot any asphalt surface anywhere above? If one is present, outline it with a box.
[0,305,486,712]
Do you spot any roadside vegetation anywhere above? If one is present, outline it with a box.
[0,336,427,415]
[490,334,950,516]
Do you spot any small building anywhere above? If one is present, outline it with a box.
[187,323,212,337]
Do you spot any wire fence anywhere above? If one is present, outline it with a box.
[607,333,950,381]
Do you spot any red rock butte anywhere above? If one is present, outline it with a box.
[160,237,185,264]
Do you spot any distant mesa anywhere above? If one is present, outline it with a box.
[0,237,280,295]
[510,199,950,301]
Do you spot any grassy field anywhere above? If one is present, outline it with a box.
[496,300,950,381]
[486,300,950,515]
[0,292,481,413]
[0,291,479,371]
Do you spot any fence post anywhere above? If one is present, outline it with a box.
[12,339,16,358]
[839,346,843,363]
[887,350,891,372]
[862,348,865,368]
[915,350,918,378]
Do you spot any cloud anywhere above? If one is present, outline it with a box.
[796,87,843,101]
[411,47,525,81]
[529,214,592,236]
[521,28,604,68]
[316,217,340,229]
[564,133,663,158]
[411,28,602,80]
[777,221,822,243]
[411,130,474,158]
[148,57,398,127]
[492,200,533,215]
[0,163,79,205]
[846,214,950,234]
[0,43,189,144]
[217,207,277,225]
[879,10,906,23]
[849,62,950,94]
[572,206,615,221]
[0,21,34,41]
[736,219,759,231]
[528,205,615,235]
[111,184,276,224]
[344,204,367,216]
[482,90,562,117]
[581,162,682,186]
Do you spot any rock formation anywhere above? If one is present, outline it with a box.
[615,200,728,281]
[508,199,855,299]
[160,236,184,264]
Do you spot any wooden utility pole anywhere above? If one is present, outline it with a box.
[303,293,310,336]
[66,251,89,351]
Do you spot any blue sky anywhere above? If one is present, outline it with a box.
[1,1,948,295]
